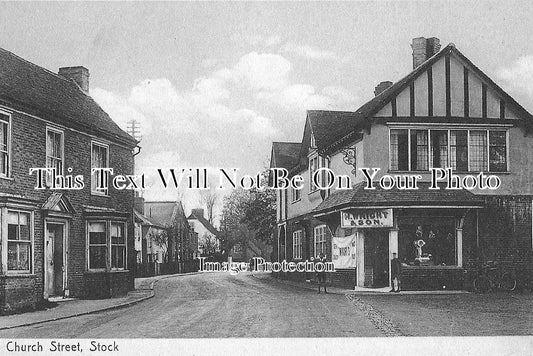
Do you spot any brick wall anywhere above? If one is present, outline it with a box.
[0,108,135,311]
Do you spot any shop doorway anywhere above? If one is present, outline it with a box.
[364,229,389,287]
[44,222,66,298]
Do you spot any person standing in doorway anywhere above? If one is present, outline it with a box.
[390,252,402,293]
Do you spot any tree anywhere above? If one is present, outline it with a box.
[151,229,169,263]
[198,181,219,225]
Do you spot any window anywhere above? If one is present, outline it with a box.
[7,211,32,273]
[91,142,109,194]
[410,130,428,170]
[88,220,127,271]
[450,130,468,171]
[398,218,456,266]
[390,128,507,172]
[390,129,409,171]
[46,127,64,184]
[0,113,10,177]
[309,155,329,192]
[489,131,507,172]
[314,225,327,257]
[469,131,488,172]
[293,230,302,259]
[88,222,107,269]
[291,186,301,202]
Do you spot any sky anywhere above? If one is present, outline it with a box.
[1,1,533,213]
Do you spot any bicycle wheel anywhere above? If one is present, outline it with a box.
[473,275,492,293]
[500,272,517,291]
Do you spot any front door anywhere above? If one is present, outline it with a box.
[45,223,65,298]
[364,229,389,287]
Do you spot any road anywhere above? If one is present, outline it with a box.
[0,272,381,338]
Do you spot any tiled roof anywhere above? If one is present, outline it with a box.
[134,210,165,229]
[313,182,484,215]
[271,142,301,170]
[144,201,185,227]
[187,211,218,236]
[0,47,137,147]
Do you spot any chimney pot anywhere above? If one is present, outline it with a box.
[374,81,393,96]
[411,37,441,69]
[58,66,89,93]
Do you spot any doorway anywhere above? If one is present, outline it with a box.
[363,229,389,287]
[45,222,66,298]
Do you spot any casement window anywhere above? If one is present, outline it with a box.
[292,230,302,259]
[46,127,64,183]
[91,142,109,195]
[87,221,127,271]
[0,113,10,178]
[111,222,126,269]
[7,211,32,273]
[390,128,507,173]
[291,186,301,203]
[309,155,329,192]
[314,225,327,257]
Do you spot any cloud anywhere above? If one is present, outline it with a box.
[231,52,291,91]
[497,55,533,96]
[232,34,282,48]
[281,43,341,62]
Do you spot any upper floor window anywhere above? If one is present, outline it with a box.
[91,142,109,195]
[293,230,302,259]
[7,210,32,273]
[46,127,64,184]
[291,186,301,203]
[314,225,328,257]
[390,128,507,173]
[309,155,329,193]
[0,113,10,178]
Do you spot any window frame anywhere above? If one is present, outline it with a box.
[314,225,328,257]
[45,126,65,185]
[86,220,128,272]
[292,230,302,260]
[0,111,12,179]
[5,209,34,275]
[389,127,509,173]
[91,141,110,196]
[291,185,301,203]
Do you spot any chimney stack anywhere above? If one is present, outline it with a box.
[134,196,145,214]
[374,81,393,96]
[58,66,89,93]
[411,37,441,69]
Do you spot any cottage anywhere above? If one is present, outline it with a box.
[0,48,138,312]
[270,37,533,290]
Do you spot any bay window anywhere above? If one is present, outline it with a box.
[390,128,507,172]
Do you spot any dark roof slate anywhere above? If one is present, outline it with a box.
[313,182,484,215]
[187,211,218,236]
[0,47,137,147]
[271,142,301,170]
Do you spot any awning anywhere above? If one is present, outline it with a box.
[313,182,484,217]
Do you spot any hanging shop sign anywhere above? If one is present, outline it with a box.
[341,208,393,228]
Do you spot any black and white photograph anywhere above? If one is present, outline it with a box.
[0,1,531,355]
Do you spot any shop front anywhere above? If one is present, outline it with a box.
[313,182,484,290]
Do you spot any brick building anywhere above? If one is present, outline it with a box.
[0,47,138,313]
[270,37,533,290]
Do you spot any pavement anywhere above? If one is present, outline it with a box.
[0,272,199,331]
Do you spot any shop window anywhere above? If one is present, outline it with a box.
[398,219,456,266]
[314,225,327,257]
[0,113,10,177]
[88,220,127,271]
[7,211,32,272]
[293,230,302,259]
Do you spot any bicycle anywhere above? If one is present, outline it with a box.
[472,261,517,293]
